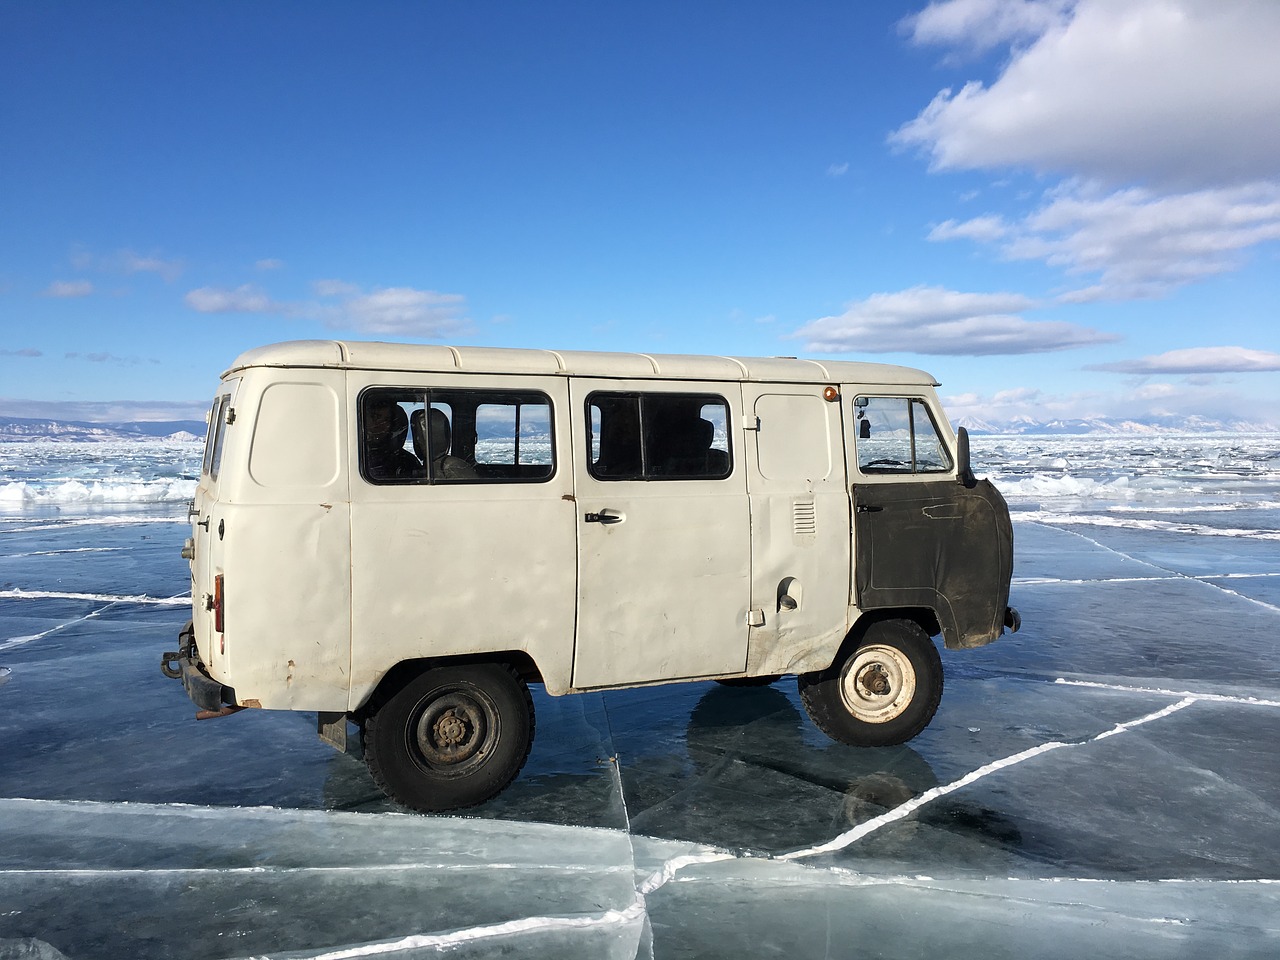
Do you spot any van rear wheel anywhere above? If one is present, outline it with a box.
[798,619,942,747]
[363,663,534,812]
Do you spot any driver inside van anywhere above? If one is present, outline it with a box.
[362,397,424,481]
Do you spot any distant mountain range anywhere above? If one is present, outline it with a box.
[955,414,1280,435]
[1,413,1276,442]
[0,416,206,442]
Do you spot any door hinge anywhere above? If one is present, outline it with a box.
[746,608,765,627]
[742,415,760,431]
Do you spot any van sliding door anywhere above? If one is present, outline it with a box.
[569,380,750,687]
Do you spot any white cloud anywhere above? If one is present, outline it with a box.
[793,285,1117,356]
[1,348,42,358]
[185,284,278,314]
[903,0,1073,58]
[121,251,184,281]
[69,245,184,281]
[894,0,1280,189]
[255,258,284,271]
[1086,346,1280,374]
[932,180,1280,300]
[184,279,469,338]
[0,398,209,421]
[928,214,1009,243]
[64,351,157,366]
[826,162,849,177]
[43,280,93,298]
[942,379,1274,425]
[331,286,467,337]
[313,279,359,297]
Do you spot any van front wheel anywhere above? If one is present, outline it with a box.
[363,663,534,812]
[798,619,942,747]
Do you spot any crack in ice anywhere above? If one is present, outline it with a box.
[1019,521,1280,614]
[270,903,649,959]
[1055,678,1280,709]
[775,698,1199,863]
[0,588,190,605]
[0,590,190,651]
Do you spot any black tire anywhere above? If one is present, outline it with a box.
[798,619,942,747]
[714,674,783,687]
[363,662,534,812]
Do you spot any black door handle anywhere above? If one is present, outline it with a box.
[856,504,883,514]
[584,511,623,524]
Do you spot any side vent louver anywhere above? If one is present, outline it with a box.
[793,499,817,536]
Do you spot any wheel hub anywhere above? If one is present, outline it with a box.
[839,643,917,724]
[414,691,491,767]
[858,663,892,697]
[434,709,471,747]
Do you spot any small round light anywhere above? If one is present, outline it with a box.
[823,386,840,402]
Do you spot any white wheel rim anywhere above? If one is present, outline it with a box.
[839,643,917,723]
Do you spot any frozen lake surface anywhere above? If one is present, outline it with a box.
[2,436,1280,958]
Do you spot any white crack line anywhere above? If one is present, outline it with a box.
[284,903,649,959]
[1055,678,1280,709]
[0,588,190,605]
[1017,520,1280,615]
[283,756,656,959]
[0,590,190,652]
[776,697,1199,863]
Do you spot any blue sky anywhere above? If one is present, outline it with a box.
[2,0,1278,426]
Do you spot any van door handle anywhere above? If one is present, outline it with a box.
[584,511,624,524]
[856,504,883,513]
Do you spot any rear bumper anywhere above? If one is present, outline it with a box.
[179,656,228,712]
[161,620,232,712]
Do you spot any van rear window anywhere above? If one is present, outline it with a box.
[206,396,231,481]
[359,388,554,485]
[587,393,731,481]
[200,398,221,477]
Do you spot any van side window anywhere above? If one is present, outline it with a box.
[588,393,731,480]
[854,396,952,475]
[207,396,232,481]
[359,388,555,485]
[201,397,222,477]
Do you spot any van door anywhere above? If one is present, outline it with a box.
[190,378,239,674]
[348,375,578,703]
[569,380,750,687]
[741,385,851,674]
[848,395,1013,648]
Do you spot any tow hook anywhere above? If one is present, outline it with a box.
[160,651,183,680]
[161,620,196,679]
[1004,606,1022,633]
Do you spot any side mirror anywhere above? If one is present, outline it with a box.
[956,426,976,486]
[859,419,871,440]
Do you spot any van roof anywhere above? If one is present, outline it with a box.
[224,340,940,387]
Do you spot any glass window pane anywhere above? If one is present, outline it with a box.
[208,397,230,481]
[201,398,221,477]
[360,389,427,484]
[855,396,953,475]
[855,397,914,474]
[588,392,730,480]
[589,394,643,479]
[911,399,952,473]
[362,388,554,485]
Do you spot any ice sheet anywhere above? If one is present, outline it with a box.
[3,436,1280,958]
